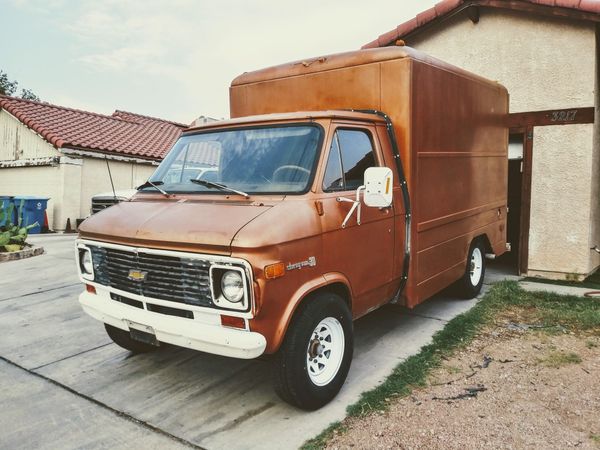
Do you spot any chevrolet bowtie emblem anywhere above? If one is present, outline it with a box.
[128,269,148,282]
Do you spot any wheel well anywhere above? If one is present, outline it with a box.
[475,234,493,254]
[295,282,352,316]
[322,282,352,311]
[274,282,353,355]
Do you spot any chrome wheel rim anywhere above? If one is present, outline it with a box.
[306,317,345,386]
[470,247,483,286]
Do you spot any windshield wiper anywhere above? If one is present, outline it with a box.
[190,179,250,198]
[137,180,170,197]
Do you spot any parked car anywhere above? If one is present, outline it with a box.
[90,167,219,215]
[75,46,508,410]
[90,189,137,215]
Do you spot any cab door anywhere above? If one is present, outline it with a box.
[318,124,395,317]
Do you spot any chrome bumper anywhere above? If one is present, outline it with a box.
[79,288,266,359]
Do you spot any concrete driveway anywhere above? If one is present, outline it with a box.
[0,235,514,450]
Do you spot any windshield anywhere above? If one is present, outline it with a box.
[142,124,322,195]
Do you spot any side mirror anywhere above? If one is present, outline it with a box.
[364,167,393,208]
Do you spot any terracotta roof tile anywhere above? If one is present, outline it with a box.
[378,28,402,47]
[416,7,438,26]
[362,0,600,48]
[580,0,600,13]
[554,0,582,8]
[435,0,462,16]
[397,18,419,40]
[362,39,380,49]
[0,96,187,160]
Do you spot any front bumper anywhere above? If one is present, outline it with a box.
[79,289,266,359]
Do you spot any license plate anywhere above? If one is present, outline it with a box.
[125,320,160,347]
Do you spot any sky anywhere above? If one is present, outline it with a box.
[0,0,438,124]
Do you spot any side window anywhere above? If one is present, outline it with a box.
[323,129,376,192]
[322,134,344,191]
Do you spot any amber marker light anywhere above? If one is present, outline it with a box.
[264,262,286,279]
[220,315,246,329]
[86,284,96,294]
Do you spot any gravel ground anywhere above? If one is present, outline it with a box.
[327,325,600,449]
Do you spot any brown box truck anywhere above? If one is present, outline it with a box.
[76,46,508,410]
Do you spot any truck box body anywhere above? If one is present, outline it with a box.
[230,46,508,307]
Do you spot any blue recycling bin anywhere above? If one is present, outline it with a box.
[0,196,14,228]
[13,196,49,234]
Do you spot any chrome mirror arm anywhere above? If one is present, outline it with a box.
[336,186,365,228]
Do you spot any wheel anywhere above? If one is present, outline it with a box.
[273,292,353,410]
[455,238,486,299]
[104,323,159,353]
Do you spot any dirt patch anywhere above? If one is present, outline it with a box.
[327,327,600,449]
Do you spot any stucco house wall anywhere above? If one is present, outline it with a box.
[0,109,157,230]
[529,124,595,275]
[0,110,56,160]
[0,164,62,229]
[77,156,155,218]
[591,26,600,273]
[405,8,598,278]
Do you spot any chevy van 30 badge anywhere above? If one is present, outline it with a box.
[286,257,317,271]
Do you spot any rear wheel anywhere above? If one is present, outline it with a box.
[104,323,159,353]
[273,292,353,410]
[455,239,486,299]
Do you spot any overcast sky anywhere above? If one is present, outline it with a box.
[1,0,438,124]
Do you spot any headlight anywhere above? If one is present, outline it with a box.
[78,247,94,280]
[209,264,249,311]
[221,270,244,303]
[81,251,93,274]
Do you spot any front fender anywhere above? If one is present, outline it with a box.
[264,272,353,353]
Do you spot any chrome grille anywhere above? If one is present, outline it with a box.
[89,246,213,307]
[91,198,121,214]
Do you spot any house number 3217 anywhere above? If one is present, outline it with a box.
[551,110,578,122]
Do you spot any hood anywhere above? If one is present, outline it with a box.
[78,198,272,254]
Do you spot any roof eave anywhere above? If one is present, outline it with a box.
[60,146,161,163]
[363,0,600,49]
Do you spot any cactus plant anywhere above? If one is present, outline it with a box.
[0,199,38,252]
[0,201,14,228]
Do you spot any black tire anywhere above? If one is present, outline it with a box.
[273,292,353,410]
[455,238,486,299]
[104,323,159,353]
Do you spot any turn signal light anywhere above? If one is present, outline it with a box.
[220,315,246,329]
[264,262,286,279]
[86,284,96,294]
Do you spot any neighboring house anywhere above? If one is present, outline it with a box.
[363,0,600,280]
[190,115,219,127]
[0,96,187,231]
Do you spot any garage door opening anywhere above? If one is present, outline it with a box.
[505,133,524,274]
[494,131,528,275]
